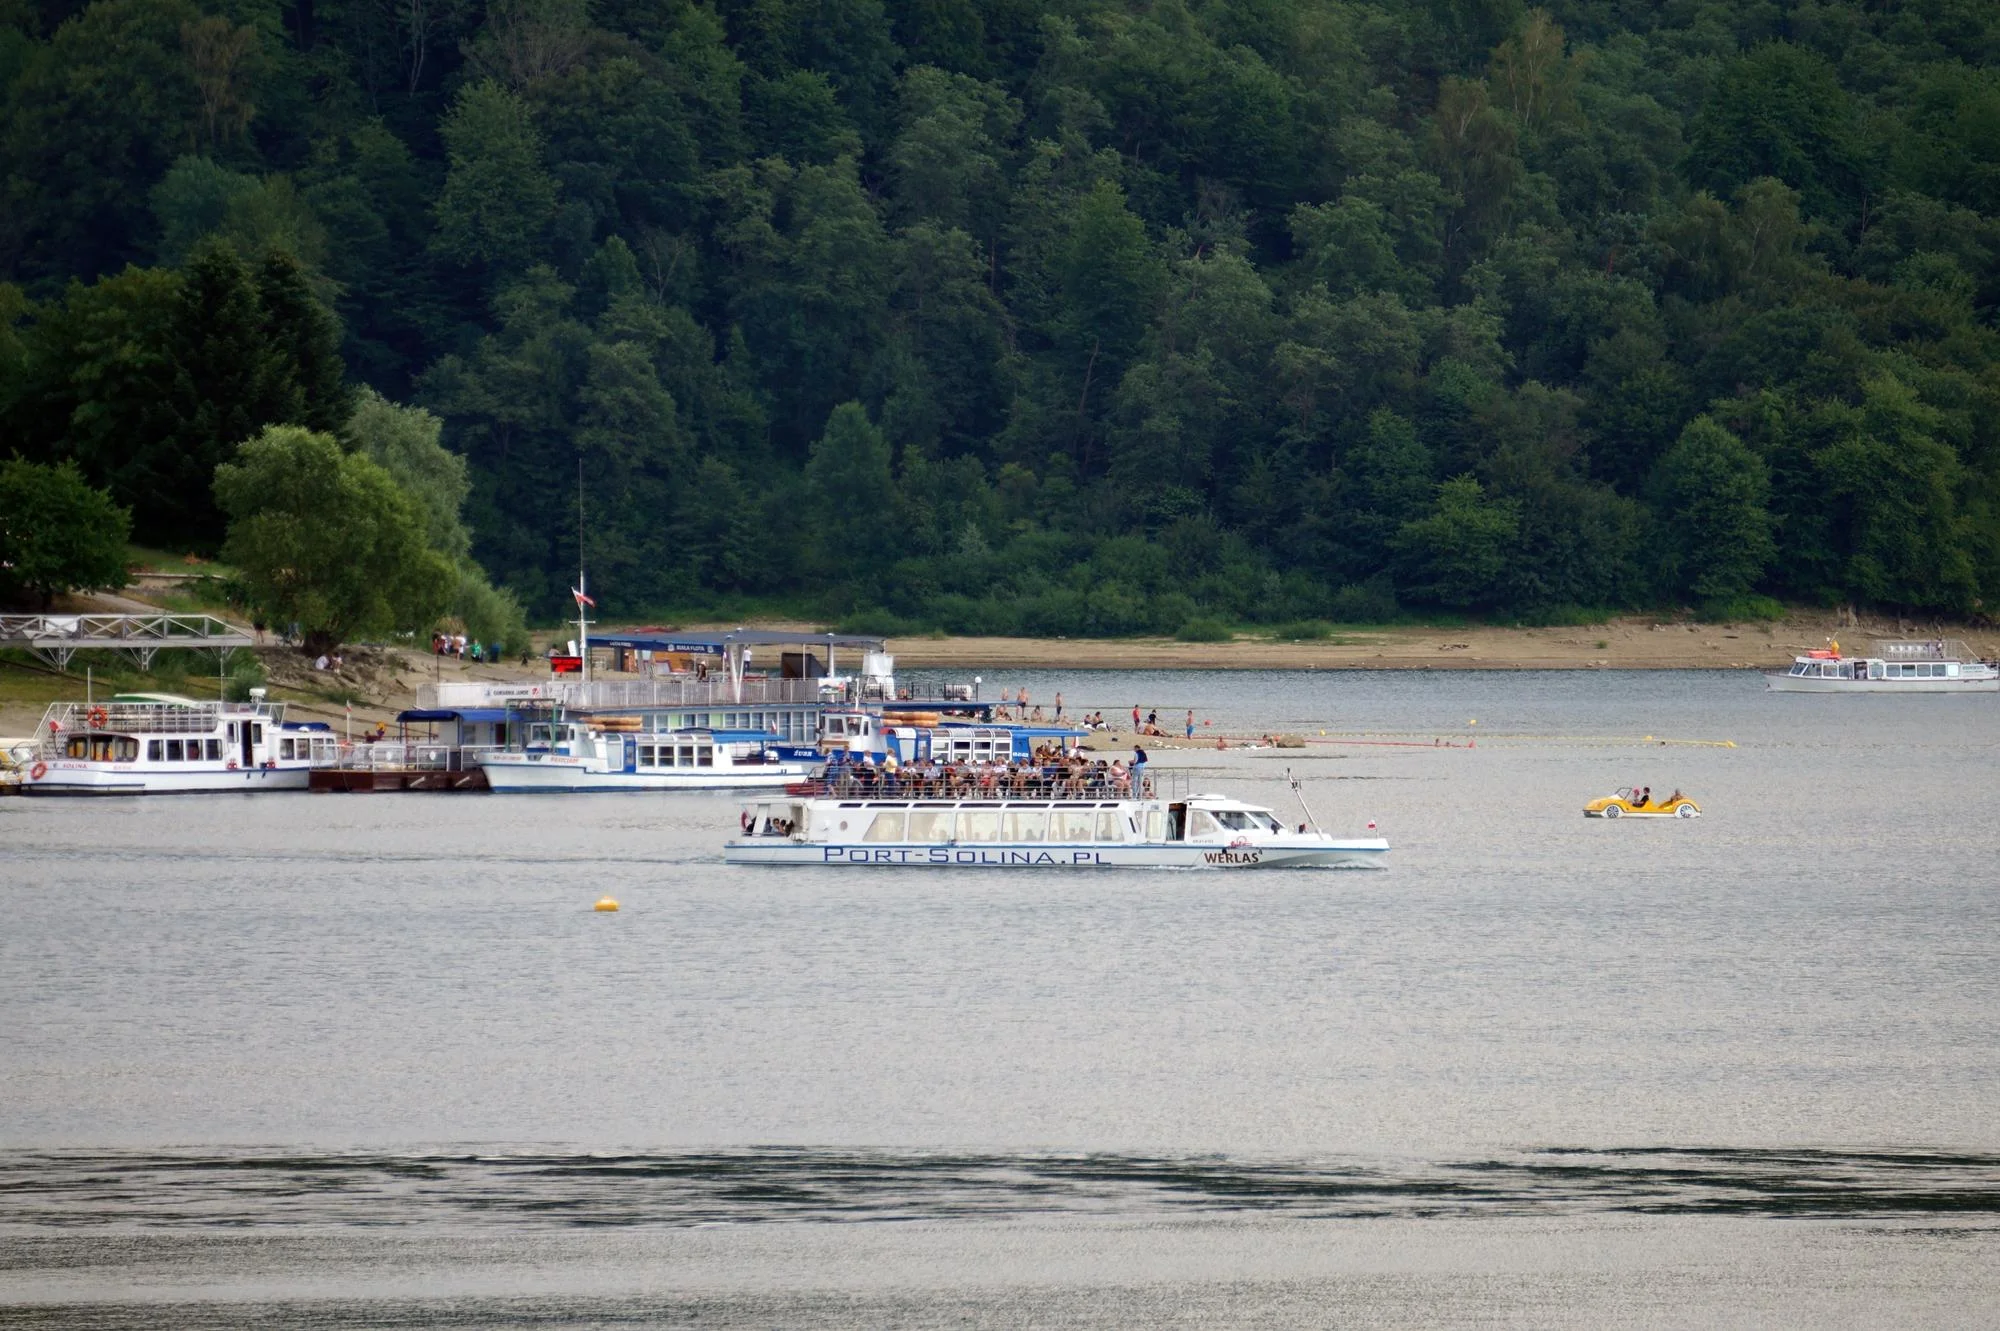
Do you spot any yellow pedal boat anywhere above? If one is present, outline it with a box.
[1584,788,1700,819]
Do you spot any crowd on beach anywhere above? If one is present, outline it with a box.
[987,686,1204,740]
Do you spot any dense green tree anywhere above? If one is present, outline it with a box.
[1392,475,1520,609]
[1650,415,1773,603]
[432,80,560,278]
[214,424,456,654]
[804,400,895,587]
[0,457,130,607]
[5,0,2000,626]
[344,387,470,561]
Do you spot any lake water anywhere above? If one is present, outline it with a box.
[4,669,1999,1326]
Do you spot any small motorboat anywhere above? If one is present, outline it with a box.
[1584,788,1700,819]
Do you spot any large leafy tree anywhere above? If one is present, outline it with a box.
[0,458,131,608]
[214,424,455,654]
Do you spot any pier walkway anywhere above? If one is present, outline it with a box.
[0,613,254,670]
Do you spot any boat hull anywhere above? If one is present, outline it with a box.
[723,838,1390,869]
[21,762,311,795]
[480,755,815,792]
[1765,674,1999,693]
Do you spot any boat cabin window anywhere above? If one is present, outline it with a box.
[1189,810,1221,837]
[907,809,953,842]
[864,811,906,841]
[1053,809,1094,842]
[207,739,222,760]
[1001,809,1046,842]
[66,735,138,762]
[957,810,1002,842]
[1096,811,1124,842]
[148,740,162,761]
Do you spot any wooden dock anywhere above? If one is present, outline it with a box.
[310,766,490,792]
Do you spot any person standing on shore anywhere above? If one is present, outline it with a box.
[1185,709,1194,739]
[1131,704,1140,731]
[1054,691,1063,721]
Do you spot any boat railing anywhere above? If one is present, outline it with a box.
[799,768,1162,801]
[313,742,503,772]
[33,700,279,750]
[1874,639,1980,662]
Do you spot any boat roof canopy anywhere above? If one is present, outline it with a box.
[398,707,512,723]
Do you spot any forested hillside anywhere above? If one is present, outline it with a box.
[5,0,2000,632]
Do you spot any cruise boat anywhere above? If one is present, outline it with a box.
[476,716,819,792]
[1767,639,1999,692]
[18,691,330,795]
[725,773,1388,869]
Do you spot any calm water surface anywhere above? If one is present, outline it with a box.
[3,669,1998,1326]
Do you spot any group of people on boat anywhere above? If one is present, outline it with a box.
[824,753,1150,799]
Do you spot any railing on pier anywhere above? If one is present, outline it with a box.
[313,743,502,773]
[416,676,825,711]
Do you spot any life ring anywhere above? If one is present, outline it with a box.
[29,761,47,780]
[86,706,108,729]
[226,760,238,771]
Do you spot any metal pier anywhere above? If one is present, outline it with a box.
[0,613,255,670]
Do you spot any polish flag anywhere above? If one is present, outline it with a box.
[572,587,595,608]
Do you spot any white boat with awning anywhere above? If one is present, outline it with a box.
[1767,639,1998,692]
[725,779,1387,870]
[19,691,327,795]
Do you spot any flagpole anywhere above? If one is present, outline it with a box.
[577,460,589,690]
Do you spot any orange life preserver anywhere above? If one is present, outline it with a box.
[86,706,108,729]
[226,760,238,771]
[29,761,47,780]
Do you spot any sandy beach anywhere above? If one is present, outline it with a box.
[885,613,1996,672]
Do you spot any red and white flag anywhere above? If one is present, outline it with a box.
[572,587,595,608]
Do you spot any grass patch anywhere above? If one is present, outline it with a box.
[1174,617,1235,643]
[1699,594,1788,623]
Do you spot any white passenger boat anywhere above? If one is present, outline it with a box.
[19,691,329,795]
[1766,639,1998,692]
[477,718,818,792]
[725,774,1387,869]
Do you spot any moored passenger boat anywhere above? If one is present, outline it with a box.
[1766,639,1998,692]
[476,716,818,792]
[725,771,1387,869]
[19,691,327,795]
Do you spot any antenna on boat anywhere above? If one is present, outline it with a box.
[1286,768,1323,835]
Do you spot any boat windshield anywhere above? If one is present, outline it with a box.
[1211,809,1282,832]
